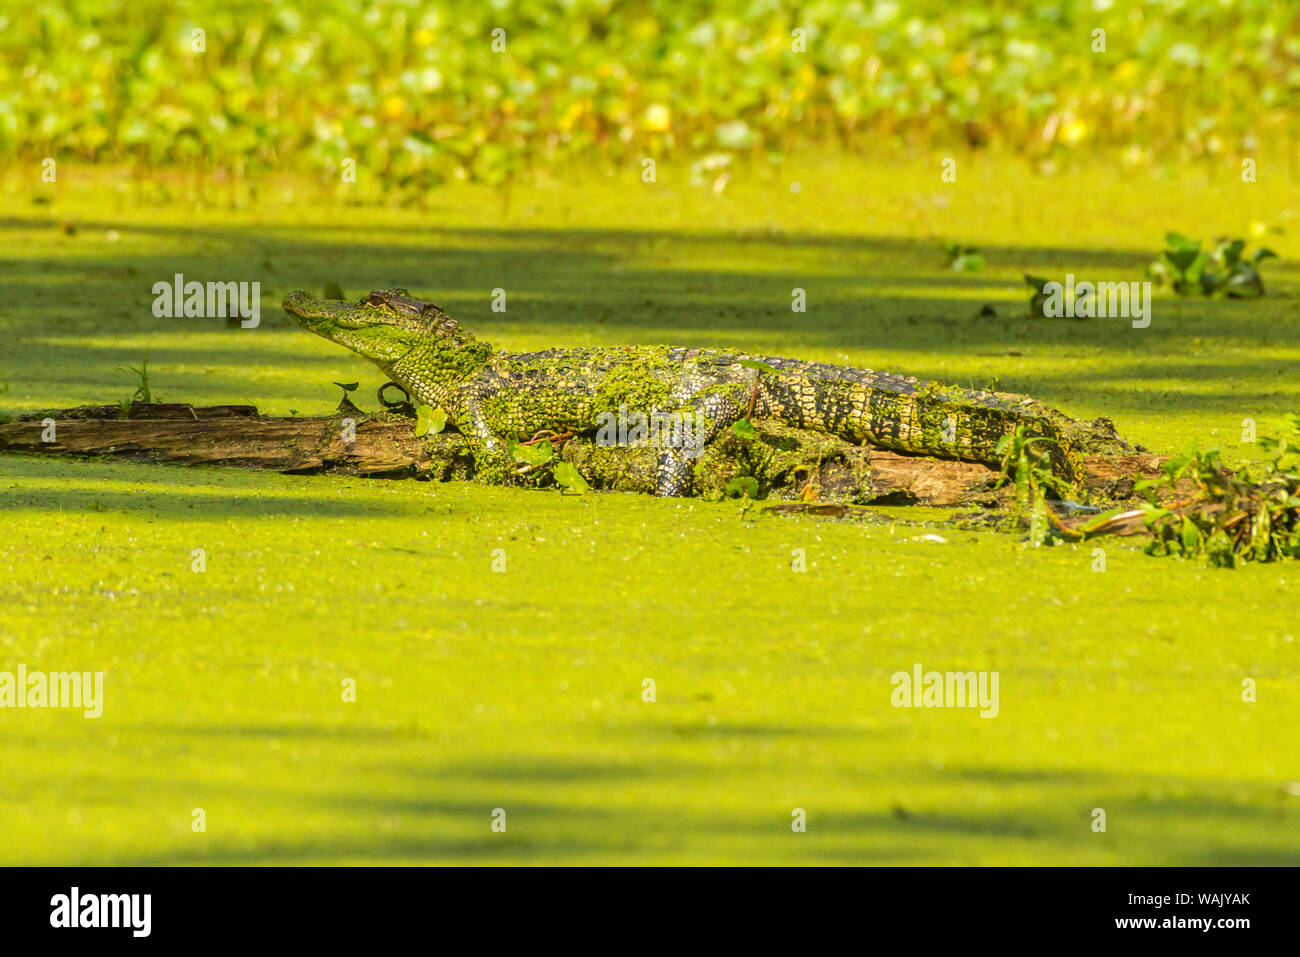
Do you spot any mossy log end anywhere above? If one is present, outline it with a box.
[0,402,1166,506]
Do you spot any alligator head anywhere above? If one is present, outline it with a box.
[282,288,463,366]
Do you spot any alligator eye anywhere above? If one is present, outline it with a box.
[365,292,387,307]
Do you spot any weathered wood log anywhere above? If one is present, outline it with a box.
[0,402,1166,506]
[1,402,447,477]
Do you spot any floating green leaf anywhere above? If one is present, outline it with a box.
[509,440,554,465]
[731,418,756,441]
[415,405,448,437]
[553,461,591,494]
[943,242,984,272]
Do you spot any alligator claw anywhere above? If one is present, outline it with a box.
[378,381,416,417]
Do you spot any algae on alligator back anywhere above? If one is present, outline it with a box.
[283,288,1133,497]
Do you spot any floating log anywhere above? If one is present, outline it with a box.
[0,402,1167,506]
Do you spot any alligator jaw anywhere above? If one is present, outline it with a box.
[282,290,351,333]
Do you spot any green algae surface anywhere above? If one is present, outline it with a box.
[1,158,1298,864]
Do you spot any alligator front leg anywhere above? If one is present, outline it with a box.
[654,381,750,496]
[453,394,520,485]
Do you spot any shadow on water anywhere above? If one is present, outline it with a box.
[91,730,1298,864]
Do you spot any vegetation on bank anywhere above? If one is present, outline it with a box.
[5,0,1297,190]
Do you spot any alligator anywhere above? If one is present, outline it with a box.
[283,288,1131,496]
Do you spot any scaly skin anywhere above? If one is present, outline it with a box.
[284,289,1129,496]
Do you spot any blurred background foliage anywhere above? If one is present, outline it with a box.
[3,0,1297,190]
